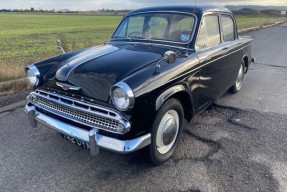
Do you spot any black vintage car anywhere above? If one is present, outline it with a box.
[25,5,254,165]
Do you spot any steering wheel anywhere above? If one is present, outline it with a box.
[128,32,143,37]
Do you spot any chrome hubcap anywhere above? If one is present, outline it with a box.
[162,118,177,145]
[156,110,179,154]
[236,64,244,89]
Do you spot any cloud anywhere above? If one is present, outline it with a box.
[0,0,286,10]
[133,0,287,6]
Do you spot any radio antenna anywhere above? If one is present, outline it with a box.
[185,43,189,57]
[193,0,197,14]
[187,0,198,57]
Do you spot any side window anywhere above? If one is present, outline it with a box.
[221,16,235,42]
[196,15,221,49]
[196,19,207,49]
[117,20,128,37]
[205,15,221,47]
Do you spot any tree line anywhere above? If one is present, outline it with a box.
[0,7,131,14]
[232,8,286,17]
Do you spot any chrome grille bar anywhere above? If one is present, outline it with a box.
[28,90,130,134]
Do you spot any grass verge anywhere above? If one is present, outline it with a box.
[0,78,31,97]
[235,16,286,29]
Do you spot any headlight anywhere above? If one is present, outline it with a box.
[111,82,135,111]
[26,65,40,86]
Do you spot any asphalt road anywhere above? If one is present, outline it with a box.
[1,24,287,192]
[216,23,287,115]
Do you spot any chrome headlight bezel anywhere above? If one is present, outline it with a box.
[26,64,41,86]
[110,82,135,111]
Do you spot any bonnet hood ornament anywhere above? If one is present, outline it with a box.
[57,39,66,54]
[56,82,80,91]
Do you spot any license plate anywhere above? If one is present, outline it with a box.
[60,134,90,150]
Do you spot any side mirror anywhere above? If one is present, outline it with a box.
[154,50,177,75]
[164,51,177,64]
[57,39,66,54]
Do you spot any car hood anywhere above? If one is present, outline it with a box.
[44,44,165,102]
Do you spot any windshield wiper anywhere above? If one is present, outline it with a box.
[112,35,131,41]
[113,35,152,43]
[128,35,152,43]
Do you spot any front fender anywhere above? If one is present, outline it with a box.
[155,85,186,110]
[154,83,194,122]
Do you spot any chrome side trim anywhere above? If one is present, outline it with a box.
[195,43,252,67]
[170,43,252,83]
[134,43,252,98]
[24,103,151,154]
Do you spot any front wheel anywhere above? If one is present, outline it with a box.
[230,62,245,93]
[147,98,184,165]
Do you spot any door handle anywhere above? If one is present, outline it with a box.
[205,57,212,62]
[222,46,229,50]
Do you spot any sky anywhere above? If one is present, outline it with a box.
[0,0,286,11]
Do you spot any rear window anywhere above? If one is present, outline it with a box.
[205,15,221,47]
[221,16,235,42]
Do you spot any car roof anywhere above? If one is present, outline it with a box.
[128,4,232,16]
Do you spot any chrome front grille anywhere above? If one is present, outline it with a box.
[28,90,130,133]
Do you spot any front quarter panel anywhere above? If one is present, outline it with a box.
[126,52,200,98]
[123,52,200,137]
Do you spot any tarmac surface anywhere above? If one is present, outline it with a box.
[0,24,287,192]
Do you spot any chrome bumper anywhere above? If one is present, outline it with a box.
[24,103,151,155]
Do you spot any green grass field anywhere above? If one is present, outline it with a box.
[0,13,285,83]
[235,15,284,29]
[0,14,121,82]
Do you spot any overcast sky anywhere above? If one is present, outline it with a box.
[0,0,286,10]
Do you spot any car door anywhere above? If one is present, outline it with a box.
[219,14,243,90]
[195,14,228,108]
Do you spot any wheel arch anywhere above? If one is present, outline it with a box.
[242,55,249,73]
[155,85,193,122]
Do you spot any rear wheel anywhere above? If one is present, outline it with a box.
[147,98,184,166]
[230,61,245,93]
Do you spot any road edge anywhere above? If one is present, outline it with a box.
[238,21,285,34]
[0,100,27,113]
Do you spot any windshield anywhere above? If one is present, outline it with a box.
[112,13,196,43]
